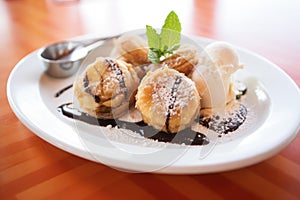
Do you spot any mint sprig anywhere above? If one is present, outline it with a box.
[146,11,182,64]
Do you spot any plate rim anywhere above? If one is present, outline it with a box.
[6,34,300,174]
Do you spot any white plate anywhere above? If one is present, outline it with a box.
[7,34,300,174]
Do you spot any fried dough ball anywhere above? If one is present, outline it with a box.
[136,67,200,133]
[162,44,199,76]
[74,57,140,119]
[110,34,150,78]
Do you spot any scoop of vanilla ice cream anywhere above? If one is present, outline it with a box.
[191,41,243,114]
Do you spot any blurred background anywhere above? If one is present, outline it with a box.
[1,1,300,199]
[1,0,300,85]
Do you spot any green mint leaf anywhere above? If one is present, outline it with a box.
[162,11,182,32]
[161,11,181,51]
[168,43,180,52]
[146,11,182,64]
[148,48,161,64]
[146,25,160,49]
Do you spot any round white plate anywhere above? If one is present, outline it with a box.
[7,34,300,174]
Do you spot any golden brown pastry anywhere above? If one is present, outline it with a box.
[110,34,150,78]
[136,67,200,133]
[74,57,140,119]
[162,44,199,76]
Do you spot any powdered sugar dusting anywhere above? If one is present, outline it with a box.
[104,59,127,97]
[149,71,196,117]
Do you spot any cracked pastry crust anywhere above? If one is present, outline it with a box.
[135,67,200,133]
[162,44,199,76]
[110,34,150,79]
[74,57,140,119]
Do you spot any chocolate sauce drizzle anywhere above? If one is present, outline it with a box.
[83,74,101,103]
[105,58,128,99]
[199,104,247,135]
[165,76,182,133]
[54,84,73,98]
[79,59,128,104]
[57,103,209,146]
[55,82,248,146]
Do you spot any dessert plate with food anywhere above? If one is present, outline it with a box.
[7,11,300,173]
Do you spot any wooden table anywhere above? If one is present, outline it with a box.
[1,0,300,199]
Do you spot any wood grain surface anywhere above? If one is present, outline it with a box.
[1,0,300,199]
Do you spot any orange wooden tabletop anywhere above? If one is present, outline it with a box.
[1,0,300,199]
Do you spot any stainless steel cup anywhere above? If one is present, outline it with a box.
[38,41,85,78]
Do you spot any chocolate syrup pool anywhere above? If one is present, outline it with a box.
[55,85,247,146]
[57,103,209,146]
